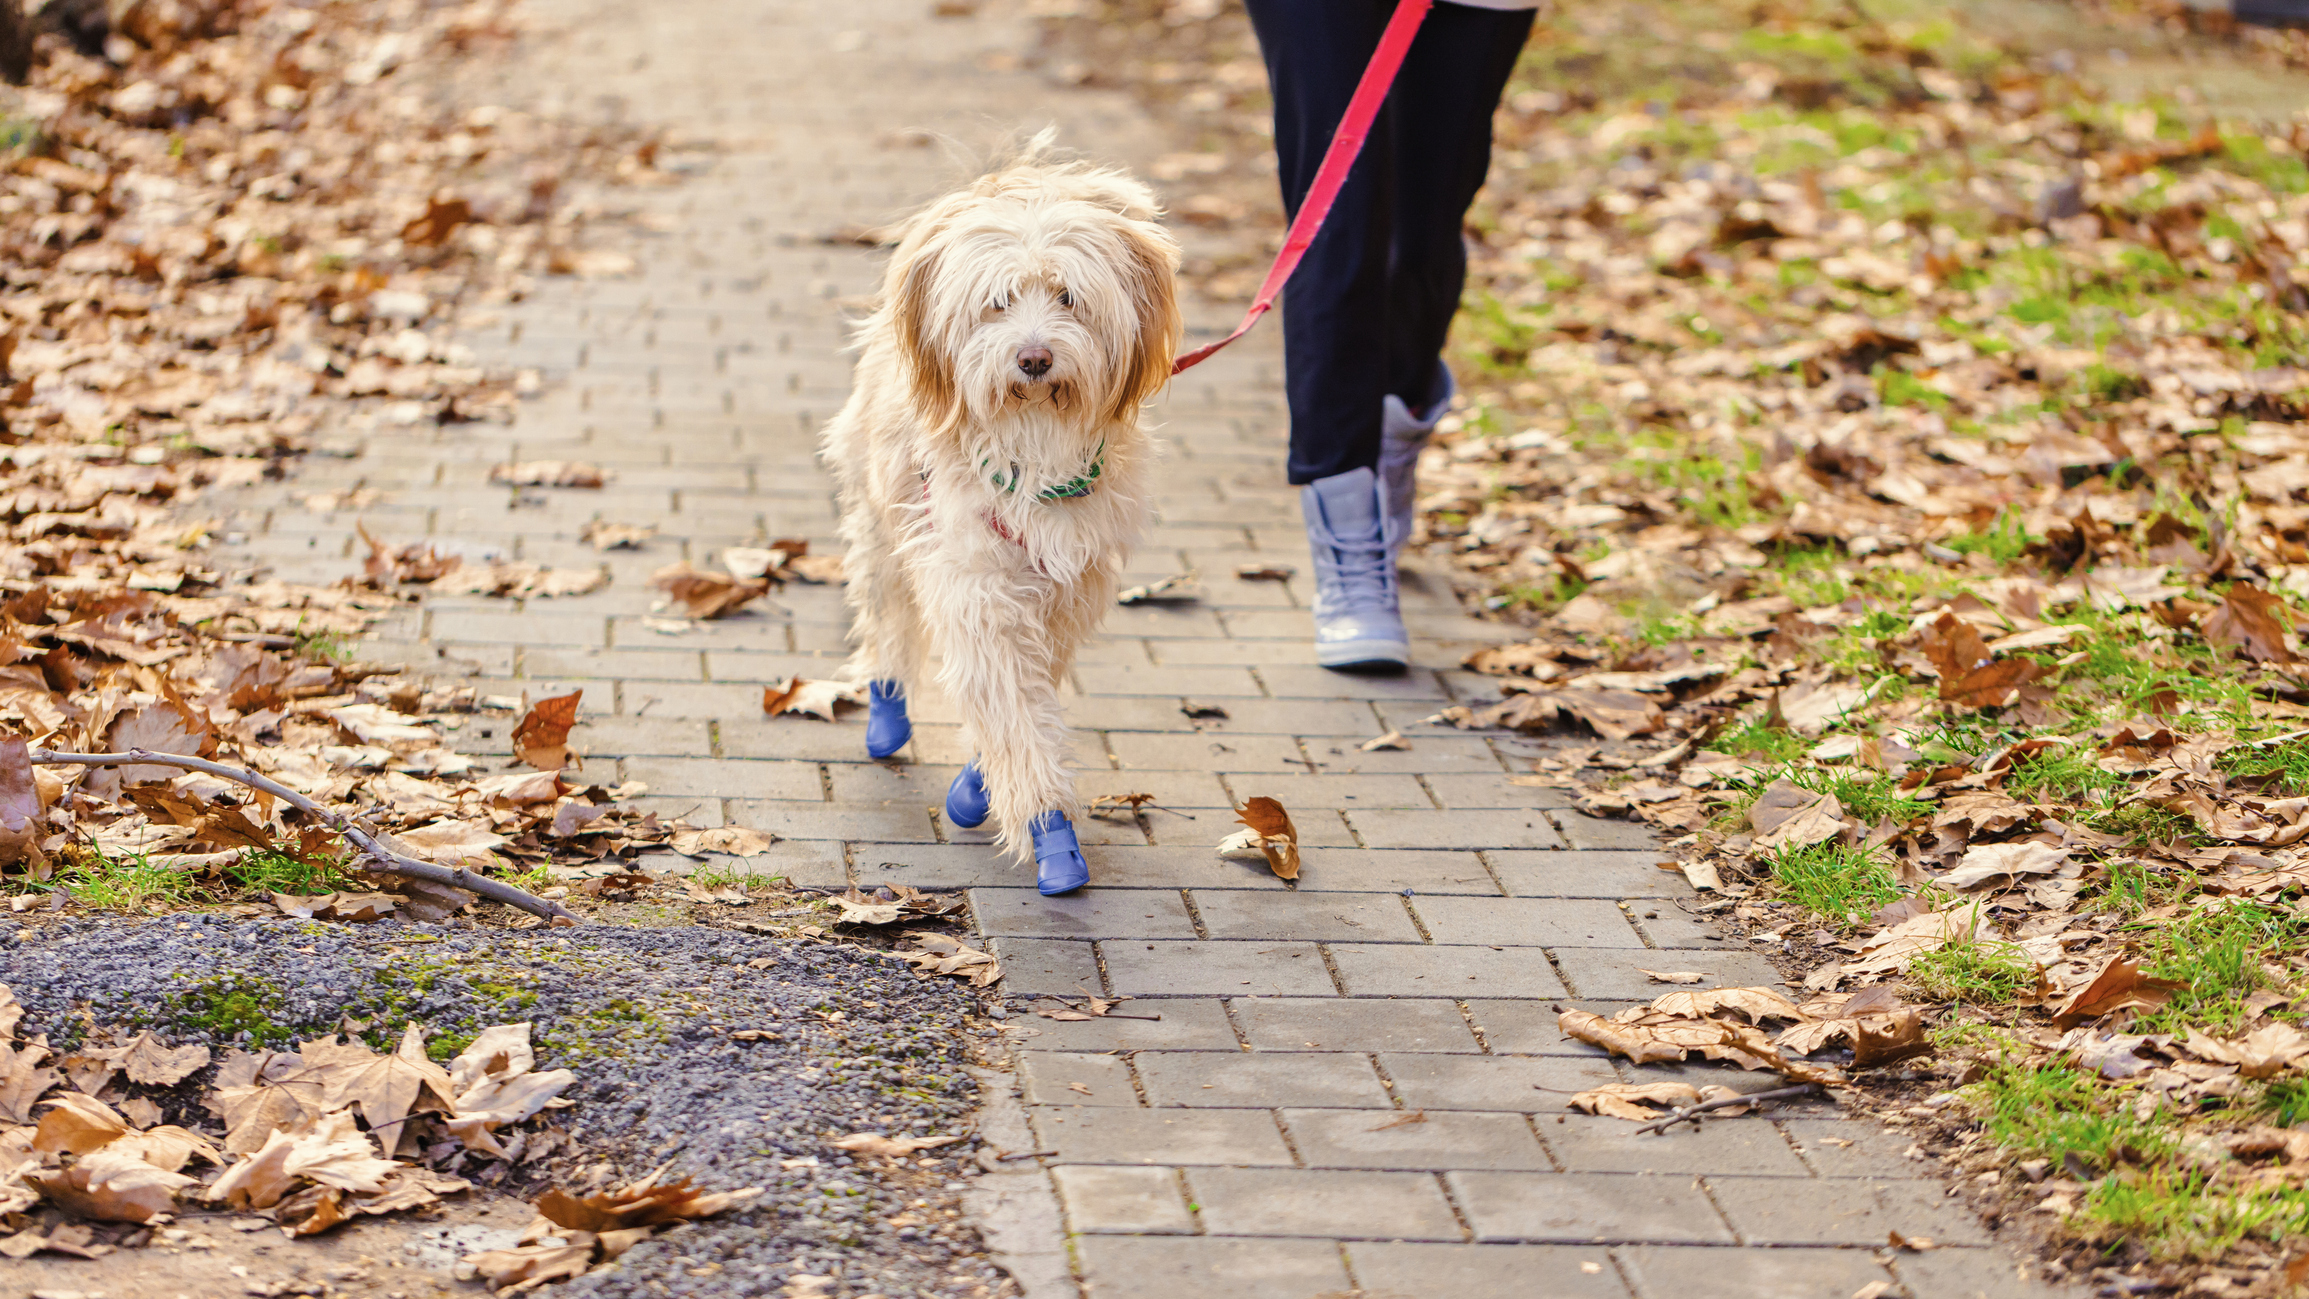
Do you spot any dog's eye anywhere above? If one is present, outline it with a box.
[990,298,1009,313]
[1057,288,1073,308]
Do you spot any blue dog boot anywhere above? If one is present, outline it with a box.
[1031,811,1089,896]
[944,761,990,829]
[866,680,911,759]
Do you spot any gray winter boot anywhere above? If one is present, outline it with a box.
[1377,363,1454,560]
[1302,466,1408,670]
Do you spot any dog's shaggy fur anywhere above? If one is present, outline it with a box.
[823,147,1182,861]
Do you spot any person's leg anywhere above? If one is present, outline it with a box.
[1375,2,1534,546]
[1385,2,1533,406]
[1242,0,1391,486]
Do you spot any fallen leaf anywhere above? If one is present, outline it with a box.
[1940,841,2071,890]
[1116,573,1200,604]
[653,561,768,619]
[2054,959,2185,1027]
[1359,731,1408,752]
[2204,584,2300,664]
[2183,1022,2309,1079]
[1235,563,1295,581]
[1230,797,1299,880]
[667,826,776,856]
[513,691,584,771]
[1641,970,1707,984]
[763,677,866,721]
[1567,1081,1703,1121]
[829,1132,961,1160]
[581,521,656,550]
[490,461,607,488]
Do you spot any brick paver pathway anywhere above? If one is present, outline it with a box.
[214,3,2082,1297]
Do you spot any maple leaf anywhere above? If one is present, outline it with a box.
[0,1040,54,1126]
[828,1131,961,1161]
[1568,1081,1703,1121]
[391,820,508,869]
[1117,573,1201,604]
[512,690,584,771]
[489,461,608,488]
[762,677,866,721]
[581,520,657,550]
[0,738,39,870]
[667,825,777,855]
[1227,796,1299,880]
[208,1110,400,1210]
[2053,958,2186,1027]
[2183,1023,2309,1079]
[652,561,768,619]
[306,1024,457,1138]
[33,1145,197,1223]
[2204,584,2300,664]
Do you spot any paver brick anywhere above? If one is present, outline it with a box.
[1376,1052,1619,1112]
[1447,1171,1734,1244]
[1280,1107,1551,1172]
[1135,1050,1392,1110]
[1491,850,1690,900]
[968,887,1198,940]
[1051,1164,1194,1234]
[1030,1106,1291,1166]
[725,800,935,841]
[1189,890,1423,943]
[985,938,1103,997]
[1549,948,1790,1001]
[1327,942,1567,1000]
[1462,1001,1614,1057]
[1422,772,1576,810]
[1007,996,1240,1052]
[1112,730,1307,772]
[1617,1245,1891,1299]
[1074,1236,1351,1299]
[1542,1115,1809,1177]
[1893,1245,2086,1299]
[1102,940,1335,998]
[1348,808,1567,850]
[1346,1242,1630,1299]
[1231,998,1480,1053]
[1555,811,1668,851]
[1410,896,1645,948]
[1778,1118,1932,1178]
[1291,850,1500,895]
[1018,1052,1137,1107]
[1184,1167,1462,1240]
[618,757,821,801]
[1707,1175,1990,1247]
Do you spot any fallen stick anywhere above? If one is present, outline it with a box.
[29,747,580,925]
[1634,1082,1822,1135]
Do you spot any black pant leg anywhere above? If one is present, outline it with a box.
[1383,3,1534,407]
[1243,0,1392,484]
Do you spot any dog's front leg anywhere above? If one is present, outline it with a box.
[922,564,1077,863]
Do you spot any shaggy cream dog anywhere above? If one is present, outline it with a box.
[822,145,1181,893]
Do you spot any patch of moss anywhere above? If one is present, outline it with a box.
[164,974,301,1048]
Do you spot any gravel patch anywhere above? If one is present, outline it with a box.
[2,914,1007,1299]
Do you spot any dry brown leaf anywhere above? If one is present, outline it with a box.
[1359,731,1408,752]
[33,1144,197,1223]
[207,1110,400,1210]
[1641,969,1707,984]
[0,1041,58,1126]
[763,677,866,721]
[1567,1081,1704,1121]
[1230,797,1299,880]
[464,1241,596,1290]
[828,1132,962,1160]
[0,739,39,870]
[1940,841,2071,890]
[1557,1008,1685,1065]
[2182,1022,2309,1079]
[490,461,607,488]
[1235,563,1295,581]
[2054,958,2186,1027]
[581,520,656,550]
[535,1169,764,1231]
[1116,573,1200,604]
[2204,584,2300,664]
[668,825,778,856]
[513,690,584,771]
[34,1091,130,1156]
[653,561,769,619]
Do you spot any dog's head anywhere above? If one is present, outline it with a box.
[885,158,1182,437]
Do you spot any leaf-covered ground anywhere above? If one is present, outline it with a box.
[1039,0,2309,1291]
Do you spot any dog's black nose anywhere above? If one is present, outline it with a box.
[1016,346,1053,379]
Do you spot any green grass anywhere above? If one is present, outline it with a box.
[223,848,360,897]
[2220,736,2309,796]
[1760,841,1901,924]
[49,851,201,912]
[2258,1079,2309,1128]
[1908,939,2035,1006]
[1963,1055,2174,1174]
[1711,716,1811,765]
[2090,856,2193,917]
[2082,1172,2309,1261]
[1944,509,2035,566]
[2005,746,2126,803]
[2131,902,2308,1035]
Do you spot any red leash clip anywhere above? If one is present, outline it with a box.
[1169,0,1434,376]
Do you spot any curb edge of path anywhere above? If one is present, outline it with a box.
[964,1064,1082,1298]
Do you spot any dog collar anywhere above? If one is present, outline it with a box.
[983,437,1105,502]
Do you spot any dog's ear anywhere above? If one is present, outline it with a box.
[891,238,967,437]
[1103,216,1182,426]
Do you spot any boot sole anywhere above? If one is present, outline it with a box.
[1315,638,1410,671]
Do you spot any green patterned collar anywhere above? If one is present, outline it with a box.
[984,437,1105,502]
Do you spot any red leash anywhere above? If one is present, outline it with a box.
[1169,0,1433,376]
